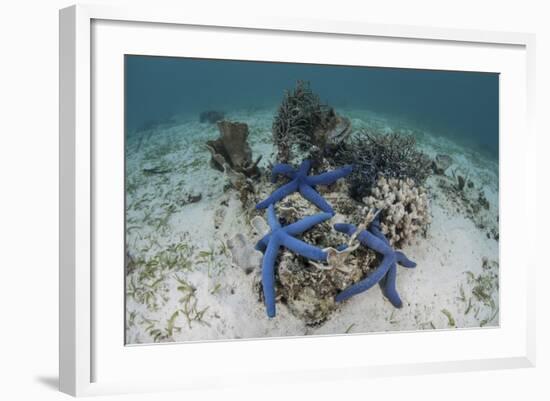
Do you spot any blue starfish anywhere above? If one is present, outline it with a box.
[255,204,332,317]
[369,215,416,307]
[333,215,416,307]
[256,160,353,215]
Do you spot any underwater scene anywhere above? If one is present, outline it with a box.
[125,56,499,344]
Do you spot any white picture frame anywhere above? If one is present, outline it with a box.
[59,4,536,397]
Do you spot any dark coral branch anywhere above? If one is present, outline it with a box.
[272,81,336,164]
[329,130,432,200]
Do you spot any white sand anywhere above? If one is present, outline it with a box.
[125,108,499,344]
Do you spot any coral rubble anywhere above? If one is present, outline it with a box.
[433,154,453,175]
[254,205,331,317]
[434,173,497,240]
[276,246,374,325]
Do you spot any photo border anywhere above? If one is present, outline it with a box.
[59,4,536,396]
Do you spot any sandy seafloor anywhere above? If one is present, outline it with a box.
[124,108,499,344]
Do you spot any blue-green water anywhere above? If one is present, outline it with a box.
[125,55,499,158]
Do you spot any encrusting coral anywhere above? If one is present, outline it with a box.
[275,246,371,325]
[256,160,353,215]
[362,177,430,247]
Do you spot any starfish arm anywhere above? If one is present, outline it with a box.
[334,223,358,236]
[369,225,386,243]
[299,183,335,214]
[256,181,298,210]
[377,253,389,295]
[280,235,327,262]
[358,230,393,255]
[382,264,403,308]
[378,273,388,289]
[266,204,281,229]
[336,244,349,251]
[271,164,296,182]
[370,215,416,267]
[369,215,385,237]
[335,253,395,302]
[396,251,416,268]
[255,233,271,253]
[298,159,312,175]
[307,165,353,186]
[261,239,281,318]
[284,212,332,236]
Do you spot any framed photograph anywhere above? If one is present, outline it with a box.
[59,4,536,397]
